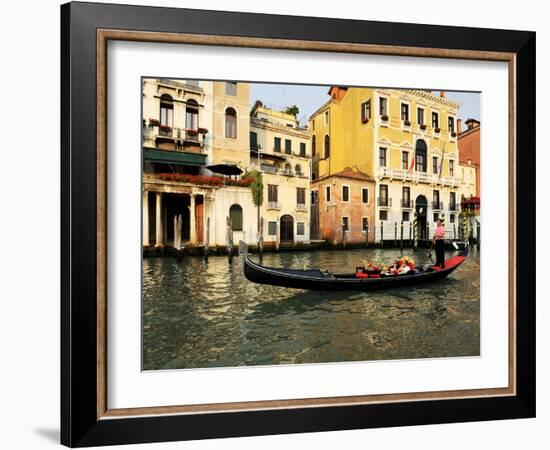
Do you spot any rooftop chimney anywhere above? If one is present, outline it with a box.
[440,91,446,98]
[457,118,462,134]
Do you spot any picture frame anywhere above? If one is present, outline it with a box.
[61,1,536,447]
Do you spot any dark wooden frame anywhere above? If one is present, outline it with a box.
[61,1,536,447]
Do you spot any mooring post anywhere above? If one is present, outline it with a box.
[204,217,210,262]
[409,221,412,248]
[365,222,369,248]
[426,222,430,248]
[400,220,404,253]
[258,217,264,261]
[227,216,233,264]
[394,221,397,248]
[413,212,417,250]
[342,223,346,249]
[476,220,480,250]
[380,221,384,248]
[453,222,456,241]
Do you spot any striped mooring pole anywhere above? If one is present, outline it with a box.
[413,212,418,250]
[462,214,468,241]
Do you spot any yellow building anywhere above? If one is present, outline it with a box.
[310,87,461,242]
[249,102,311,244]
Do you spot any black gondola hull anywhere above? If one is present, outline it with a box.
[243,246,468,291]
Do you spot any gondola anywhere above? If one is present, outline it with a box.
[243,243,469,291]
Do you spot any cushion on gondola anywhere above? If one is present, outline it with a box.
[355,272,369,278]
[369,274,381,278]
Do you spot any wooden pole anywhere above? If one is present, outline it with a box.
[204,217,210,262]
[400,220,403,253]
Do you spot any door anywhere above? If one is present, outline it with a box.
[280,215,294,243]
[415,195,428,240]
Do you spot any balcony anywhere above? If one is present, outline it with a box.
[432,201,443,210]
[401,198,413,209]
[377,197,392,207]
[268,201,280,210]
[296,203,307,211]
[449,203,458,211]
[144,124,207,151]
[378,167,459,187]
[261,164,279,174]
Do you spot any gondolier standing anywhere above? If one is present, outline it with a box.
[433,218,446,268]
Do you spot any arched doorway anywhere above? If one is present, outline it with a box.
[415,195,428,240]
[280,215,294,243]
[415,139,427,172]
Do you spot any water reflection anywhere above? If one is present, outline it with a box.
[143,247,480,370]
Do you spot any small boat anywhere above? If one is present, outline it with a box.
[243,244,469,291]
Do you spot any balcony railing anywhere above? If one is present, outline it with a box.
[378,167,459,187]
[261,164,279,174]
[449,203,458,211]
[268,201,280,209]
[377,197,392,207]
[144,125,206,147]
[401,198,413,208]
[296,203,307,211]
[432,201,443,210]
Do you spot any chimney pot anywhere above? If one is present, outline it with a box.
[457,119,462,134]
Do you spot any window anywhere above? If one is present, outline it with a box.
[450,192,457,210]
[312,136,316,156]
[449,159,455,177]
[312,119,315,130]
[312,173,316,180]
[300,142,306,157]
[225,107,237,138]
[450,214,456,223]
[401,103,409,121]
[274,137,281,151]
[160,94,173,127]
[225,81,237,96]
[268,184,278,203]
[284,163,292,174]
[296,188,306,206]
[379,147,387,167]
[415,151,426,172]
[434,112,441,129]
[448,116,455,133]
[402,211,410,222]
[324,110,329,125]
[379,210,388,221]
[297,222,305,236]
[361,99,371,122]
[417,107,425,125]
[342,185,350,202]
[229,204,243,231]
[379,184,388,206]
[433,156,439,174]
[284,139,292,154]
[325,185,331,203]
[250,131,258,149]
[433,190,440,206]
[362,217,369,231]
[402,151,409,170]
[433,212,439,222]
[324,135,330,158]
[402,186,410,207]
[362,188,369,204]
[185,99,199,130]
[342,217,350,232]
[268,221,277,236]
[379,97,388,116]
[295,164,302,176]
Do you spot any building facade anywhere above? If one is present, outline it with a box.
[141,79,256,249]
[249,102,311,245]
[310,87,461,242]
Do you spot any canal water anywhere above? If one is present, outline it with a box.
[143,247,480,370]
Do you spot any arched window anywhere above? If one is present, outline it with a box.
[284,163,292,175]
[324,134,330,158]
[229,204,243,231]
[160,94,173,127]
[295,164,302,176]
[225,107,237,138]
[415,139,427,173]
[312,135,316,156]
[186,99,199,130]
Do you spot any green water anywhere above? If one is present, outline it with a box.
[142,247,480,370]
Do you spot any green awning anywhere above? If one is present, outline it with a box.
[143,148,206,166]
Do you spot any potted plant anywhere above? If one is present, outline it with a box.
[451,131,457,137]
[159,124,172,132]
[198,127,209,134]
[381,114,389,121]
[148,118,160,127]
[186,128,198,136]
[420,123,427,130]
[435,127,441,133]
[404,119,411,126]
[361,117,369,124]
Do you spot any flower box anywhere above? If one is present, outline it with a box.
[148,118,160,127]
[420,124,427,130]
[361,117,369,124]
[186,129,198,136]
[159,125,172,132]
[451,131,457,137]
[404,120,411,126]
[198,127,209,134]
[434,127,441,133]
[381,114,389,121]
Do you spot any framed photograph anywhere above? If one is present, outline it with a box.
[61,1,535,447]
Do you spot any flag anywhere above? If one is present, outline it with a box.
[409,153,415,174]
[438,142,446,178]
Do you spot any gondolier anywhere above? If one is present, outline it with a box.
[433,218,446,269]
